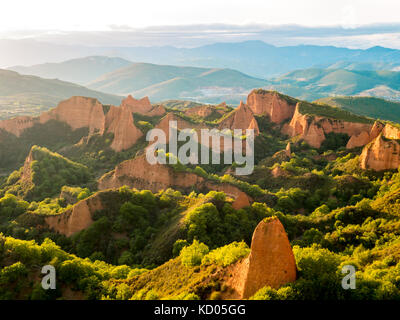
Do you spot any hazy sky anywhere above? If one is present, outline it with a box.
[1,0,399,32]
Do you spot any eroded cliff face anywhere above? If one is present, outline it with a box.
[218,101,259,135]
[44,194,103,236]
[283,103,373,148]
[360,133,400,171]
[40,96,106,134]
[98,154,251,210]
[0,116,38,137]
[247,90,296,124]
[122,95,166,116]
[224,217,297,299]
[0,95,151,152]
[184,104,225,118]
[105,105,143,152]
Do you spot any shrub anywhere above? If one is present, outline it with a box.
[201,241,250,267]
[180,240,209,267]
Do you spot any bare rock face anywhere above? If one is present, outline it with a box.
[226,217,297,299]
[98,154,204,192]
[122,95,165,116]
[360,133,400,171]
[105,105,143,152]
[0,116,38,137]
[44,194,103,236]
[0,95,158,152]
[346,131,371,149]
[285,142,291,157]
[247,90,296,124]
[218,101,259,135]
[382,123,400,140]
[283,103,373,148]
[40,96,106,134]
[271,166,289,178]
[98,154,252,209]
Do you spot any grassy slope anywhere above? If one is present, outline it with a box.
[316,96,400,123]
[0,69,122,119]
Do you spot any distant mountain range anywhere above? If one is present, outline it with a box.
[4,40,400,79]
[267,68,400,101]
[87,62,269,104]
[9,56,132,85]
[0,69,122,119]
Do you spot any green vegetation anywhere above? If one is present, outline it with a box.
[298,101,373,124]
[2,87,400,300]
[1,146,91,201]
[316,96,400,123]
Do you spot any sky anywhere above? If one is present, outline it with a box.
[1,0,399,33]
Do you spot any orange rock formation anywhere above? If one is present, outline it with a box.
[98,154,252,210]
[283,103,373,148]
[226,217,297,299]
[360,133,400,171]
[218,101,259,135]
[44,194,103,236]
[247,90,296,124]
[0,95,154,152]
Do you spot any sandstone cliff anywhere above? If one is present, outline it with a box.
[183,103,228,119]
[0,95,150,152]
[360,133,400,171]
[98,154,252,210]
[282,103,373,148]
[105,105,143,152]
[0,116,38,137]
[122,95,165,116]
[247,90,297,124]
[44,193,103,236]
[40,96,106,134]
[224,217,297,299]
[218,101,259,135]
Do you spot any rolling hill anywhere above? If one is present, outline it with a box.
[315,96,400,123]
[267,68,400,101]
[4,39,400,79]
[87,62,270,104]
[0,69,122,119]
[9,56,133,84]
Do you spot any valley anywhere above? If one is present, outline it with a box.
[2,89,400,300]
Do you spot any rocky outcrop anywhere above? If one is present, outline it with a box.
[98,154,204,192]
[360,133,400,171]
[225,217,297,299]
[347,120,385,149]
[247,90,297,124]
[0,95,152,152]
[44,194,103,236]
[271,166,289,178]
[98,154,252,209]
[122,95,165,116]
[285,142,291,157]
[346,131,371,149]
[283,103,373,148]
[40,96,106,134]
[0,116,37,137]
[105,105,143,152]
[184,104,227,118]
[218,101,259,135]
